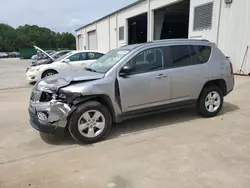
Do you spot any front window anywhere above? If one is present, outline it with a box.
[68,53,87,61]
[87,49,130,73]
[54,52,74,62]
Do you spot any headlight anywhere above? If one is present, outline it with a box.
[29,67,41,72]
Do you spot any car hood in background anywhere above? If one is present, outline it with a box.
[34,46,54,61]
[31,58,53,66]
[36,70,105,91]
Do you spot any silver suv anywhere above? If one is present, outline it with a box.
[29,39,234,143]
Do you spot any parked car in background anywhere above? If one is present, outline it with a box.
[26,49,105,82]
[30,49,72,67]
[31,49,56,61]
[8,52,19,58]
[28,39,234,144]
[0,52,8,58]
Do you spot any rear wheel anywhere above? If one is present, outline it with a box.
[197,86,224,117]
[41,70,57,78]
[68,101,112,144]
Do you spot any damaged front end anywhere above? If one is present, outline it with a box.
[28,70,105,134]
[29,92,71,134]
[29,77,73,134]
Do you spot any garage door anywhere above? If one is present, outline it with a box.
[77,35,82,50]
[88,30,97,50]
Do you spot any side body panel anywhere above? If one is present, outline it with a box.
[169,63,208,102]
[118,69,171,112]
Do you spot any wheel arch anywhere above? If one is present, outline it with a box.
[199,79,227,98]
[68,94,116,123]
[41,69,58,78]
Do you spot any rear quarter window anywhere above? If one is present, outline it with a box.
[195,45,211,63]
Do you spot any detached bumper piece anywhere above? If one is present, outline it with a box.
[29,100,71,134]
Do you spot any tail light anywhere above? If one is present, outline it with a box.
[226,56,233,74]
[230,61,233,74]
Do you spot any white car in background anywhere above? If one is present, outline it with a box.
[26,47,105,82]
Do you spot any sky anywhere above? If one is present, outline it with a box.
[0,0,135,33]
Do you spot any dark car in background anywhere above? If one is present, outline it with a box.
[8,52,20,58]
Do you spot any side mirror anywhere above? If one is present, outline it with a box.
[119,65,134,77]
[63,59,70,63]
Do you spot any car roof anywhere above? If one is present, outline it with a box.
[119,39,211,51]
[56,50,71,53]
[70,50,106,54]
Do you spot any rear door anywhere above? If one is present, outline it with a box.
[167,45,210,103]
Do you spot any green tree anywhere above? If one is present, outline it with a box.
[0,24,76,52]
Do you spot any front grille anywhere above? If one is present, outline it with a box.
[40,92,53,102]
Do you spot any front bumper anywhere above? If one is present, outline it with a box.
[26,71,40,82]
[29,100,71,134]
[26,66,31,72]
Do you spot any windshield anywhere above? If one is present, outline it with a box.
[87,49,130,73]
[54,52,73,62]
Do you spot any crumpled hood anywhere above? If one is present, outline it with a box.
[36,70,105,91]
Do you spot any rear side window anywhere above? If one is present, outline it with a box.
[195,45,211,63]
[87,52,104,60]
[168,45,191,68]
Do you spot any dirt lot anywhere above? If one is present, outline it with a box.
[0,59,250,188]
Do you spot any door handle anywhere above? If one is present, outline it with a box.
[156,74,163,79]
[156,74,168,79]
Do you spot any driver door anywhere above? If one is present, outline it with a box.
[117,47,171,113]
[67,52,87,71]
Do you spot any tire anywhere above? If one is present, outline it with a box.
[41,70,57,78]
[197,86,224,117]
[68,101,112,144]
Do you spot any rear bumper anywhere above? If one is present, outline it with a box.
[226,75,235,95]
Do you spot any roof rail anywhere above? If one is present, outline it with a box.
[149,39,210,43]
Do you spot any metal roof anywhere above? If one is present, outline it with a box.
[75,0,146,32]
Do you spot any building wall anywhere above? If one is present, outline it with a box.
[117,1,148,47]
[188,0,250,73]
[76,29,86,50]
[188,0,221,43]
[218,0,250,73]
[150,0,180,10]
[109,14,117,50]
[96,18,110,52]
[76,0,181,50]
[76,0,250,74]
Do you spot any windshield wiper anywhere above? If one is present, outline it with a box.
[85,67,97,72]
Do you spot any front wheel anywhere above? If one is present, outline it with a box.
[197,86,224,117]
[68,101,112,144]
[41,70,57,79]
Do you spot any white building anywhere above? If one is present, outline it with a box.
[76,0,250,74]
